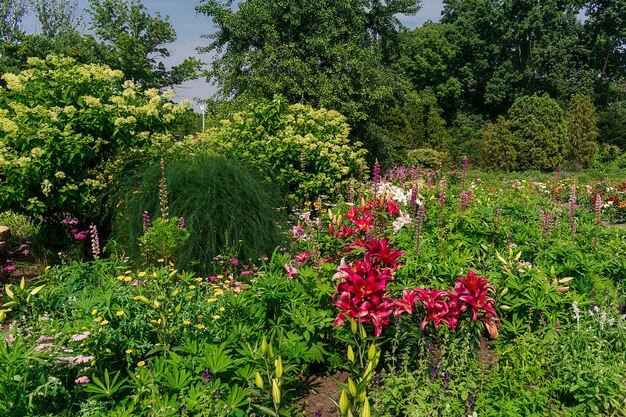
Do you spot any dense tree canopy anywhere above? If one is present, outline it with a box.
[0,0,201,88]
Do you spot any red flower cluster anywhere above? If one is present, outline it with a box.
[333,237,405,336]
[393,270,498,338]
[330,199,402,238]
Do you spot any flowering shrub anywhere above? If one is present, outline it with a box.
[201,96,368,202]
[0,55,190,220]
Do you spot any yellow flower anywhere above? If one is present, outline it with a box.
[197,314,205,319]
[138,271,146,277]
[197,324,205,329]
[214,290,224,296]
[212,315,220,320]
[125,270,132,274]
[195,277,203,282]
[135,374,141,379]
[91,309,98,315]
[169,261,174,267]
[157,258,165,263]
[217,275,224,279]
[125,349,133,354]
[206,298,217,303]
[137,361,145,367]
[183,320,191,325]
[117,275,126,280]
[94,317,103,322]
[101,320,109,325]
[116,311,124,317]
[124,276,132,282]
[189,285,196,290]
[219,307,225,312]
[185,295,192,300]
[234,288,242,293]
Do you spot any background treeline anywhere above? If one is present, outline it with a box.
[1,0,625,171]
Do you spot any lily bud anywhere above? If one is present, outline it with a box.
[255,371,264,389]
[274,356,283,379]
[271,378,281,405]
[347,377,357,397]
[367,343,376,361]
[260,336,269,356]
[361,397,371,417]
[339,389,349,415]
[347,345,355,363]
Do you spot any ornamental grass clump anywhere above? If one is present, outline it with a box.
[109,154,286,274]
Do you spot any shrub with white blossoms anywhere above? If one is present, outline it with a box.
[0,55,190,220]
[199,96,367,202]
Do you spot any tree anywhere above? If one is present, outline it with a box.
[0,0,26,43]
[441,0,594,113]
[87,0,201,88]
[565,94,599,170]
[31,0,81,38]
[196,0,421,126]
[481,95,567,171]
[392,23,461,112]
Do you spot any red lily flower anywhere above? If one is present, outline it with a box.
[455,270,496,322]
[357,237,405,269]
[294,251,311,265]
[350,214,374,232]
[413,288,460,330]
[393,289,419,317]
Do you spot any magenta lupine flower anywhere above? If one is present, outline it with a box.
[556,164,562,178]
[141,211,151,232]
[89,224,100,259]
[461,156,469,179]
[595,194,602,225]
[347,177,354,203]
[460,189,472,212]
[176,217,185,228]
[569,185,576,221]
[371,159,381,195]
[410,186,418,217]
[543,210,555,237]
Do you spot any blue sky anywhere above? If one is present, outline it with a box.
[26,0,444,109]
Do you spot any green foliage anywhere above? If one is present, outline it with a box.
[197,0,420,123]
[0,55,189,221]
[204,97,367,202]
[405,148,447,170]
[598,101,626,149]
[480,117,518,172]
[481,95,567,171]
[110,154,285,274]
[87,0,201,88]
[565,94,599,170]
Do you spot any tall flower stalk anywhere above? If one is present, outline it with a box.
[90,224,100,259]
[569,184,577,237]
[415,204,426,255]
[159,159,169,220]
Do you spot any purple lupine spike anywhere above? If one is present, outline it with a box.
[439,179,446,208]
[142,211,151,232]
[595,193,602,225]
[89,224,100,259]
[415,204,426,254]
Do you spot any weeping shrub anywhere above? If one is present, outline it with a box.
[109,154,286,274]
